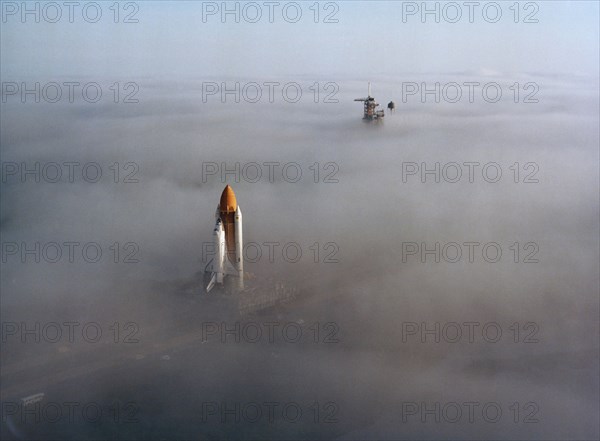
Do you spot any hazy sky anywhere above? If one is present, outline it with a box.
[1,1,599,78]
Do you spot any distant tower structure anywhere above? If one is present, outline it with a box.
[354,82,385,120]
[387,101,395,113]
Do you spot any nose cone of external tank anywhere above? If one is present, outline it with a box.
[219,185,237,213]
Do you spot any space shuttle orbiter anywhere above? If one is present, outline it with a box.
[205,185,244,292]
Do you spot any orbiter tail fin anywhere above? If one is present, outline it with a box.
[206,273,217,293]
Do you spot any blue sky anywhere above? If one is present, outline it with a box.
[1,1,599,78]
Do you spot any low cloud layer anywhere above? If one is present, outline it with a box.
[1,75,598,440]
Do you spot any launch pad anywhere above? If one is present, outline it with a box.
[354,82,385,120]
[202,185,299,314]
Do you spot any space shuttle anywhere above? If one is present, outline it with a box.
[205,185,244,292]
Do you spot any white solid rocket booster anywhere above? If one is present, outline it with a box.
[234,205,244,290]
